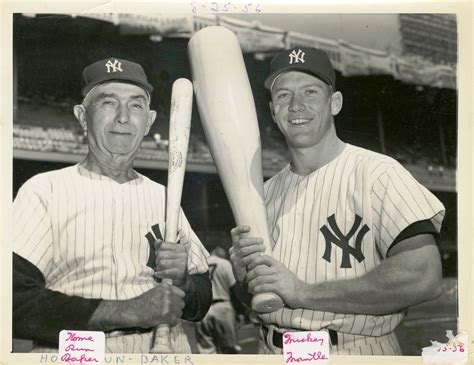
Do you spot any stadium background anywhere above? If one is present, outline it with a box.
[12,13,457,355]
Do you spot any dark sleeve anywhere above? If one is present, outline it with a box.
[181,272,212,322]
[386,219,439,256]
[13,253,102,346]
[230,284,252,315]
[231,281,253,311]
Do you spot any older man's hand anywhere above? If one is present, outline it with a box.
[131,283,185,328]
[154,240,190,291]
[88,283,185,330]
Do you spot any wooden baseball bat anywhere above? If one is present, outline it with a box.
[150,78,193,353]
[188,26,284,313]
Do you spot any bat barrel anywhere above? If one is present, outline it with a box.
[189,26,284,313]
[188,26,271,251]
[165,78,193,243]
[150,78,193,353]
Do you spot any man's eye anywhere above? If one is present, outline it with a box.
[277,92,290,99]
[102,100,114,105]
[132,103,144,109]
[306,89,319,95]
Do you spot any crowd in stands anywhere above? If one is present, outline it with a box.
[13,97,455,173]
[13,124,290,169]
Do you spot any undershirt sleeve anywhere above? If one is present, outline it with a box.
[386,219,439,256]
[181,272,212,322]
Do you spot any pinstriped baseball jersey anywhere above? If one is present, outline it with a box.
[14,164,209,300]
[259,144,444,337]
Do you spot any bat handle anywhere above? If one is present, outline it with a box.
[241,232,284,313]
[150,278,174,354]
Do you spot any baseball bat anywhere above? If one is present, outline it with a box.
[150,78,193,353]
[188,26,284,313]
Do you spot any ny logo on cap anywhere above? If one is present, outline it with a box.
[289,49,305,64]
[105,59,123,73]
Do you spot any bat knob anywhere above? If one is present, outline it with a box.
[150,344,173,354]
[150,324,173,353]
[251,292,285,313]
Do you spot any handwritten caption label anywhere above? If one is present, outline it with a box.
[283,331,329,364]
[59,330,105,364]
[39,354,195,364]
[190,2,262,14]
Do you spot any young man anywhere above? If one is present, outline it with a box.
[230,47,445,355]
[13,58,211,353]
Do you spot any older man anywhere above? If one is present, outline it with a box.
[13,58,211,353]
[230,47,445,355]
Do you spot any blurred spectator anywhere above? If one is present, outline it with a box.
[195,246,245,354]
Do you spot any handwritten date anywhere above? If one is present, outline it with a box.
[191,2,262,14]
[437,344,465,352]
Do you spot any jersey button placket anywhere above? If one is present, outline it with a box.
[110,182,120,299]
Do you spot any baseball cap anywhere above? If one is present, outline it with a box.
[264,47,335,90]
[81,57,154,97]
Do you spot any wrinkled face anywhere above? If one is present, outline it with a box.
[77,82,156,159]
[270,71,342,149]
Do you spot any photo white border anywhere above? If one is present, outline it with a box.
[1,1,472,364]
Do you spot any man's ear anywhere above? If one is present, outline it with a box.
[269,101,277,124]
[73,105,87,131]
[145,110,157,135]
[331,91,343,116]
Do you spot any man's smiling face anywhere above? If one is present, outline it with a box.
[82,82,156,160]
[270,71,340,149]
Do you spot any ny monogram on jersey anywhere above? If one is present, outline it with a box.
[320,214,369,269]
[260,144,445,337]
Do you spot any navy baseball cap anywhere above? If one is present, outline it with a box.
[81,57,154,97]
[264,47,335,90]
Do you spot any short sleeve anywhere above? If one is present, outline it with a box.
[371,164,445,258]
[13,175,54,274]
[176,208,210,274]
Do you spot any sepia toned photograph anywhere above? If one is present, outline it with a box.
[7,8,464,361]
